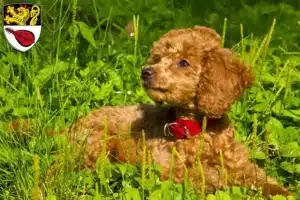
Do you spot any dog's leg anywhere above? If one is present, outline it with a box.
[222,142,291,196]
[203,127,291,196]
[70,124,139,168]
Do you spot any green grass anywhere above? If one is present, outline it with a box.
[0,0,300,199]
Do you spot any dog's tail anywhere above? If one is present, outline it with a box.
[7,118,64,136]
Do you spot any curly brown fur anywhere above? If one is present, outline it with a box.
[10,26,291,197]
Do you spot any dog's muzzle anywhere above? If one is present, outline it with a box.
[141,67,153,87]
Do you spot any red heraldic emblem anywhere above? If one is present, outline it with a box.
[3,3,41,52]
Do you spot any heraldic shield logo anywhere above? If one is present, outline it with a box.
[3,3,41,52]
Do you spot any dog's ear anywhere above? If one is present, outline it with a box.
[196,47,254,118]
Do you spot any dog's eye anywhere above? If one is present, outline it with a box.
[177,59,190,67]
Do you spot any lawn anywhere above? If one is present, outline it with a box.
[0,0,300,199]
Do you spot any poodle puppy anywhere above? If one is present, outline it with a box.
[14,26,290,196]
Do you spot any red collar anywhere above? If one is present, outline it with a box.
[164,118,202,139]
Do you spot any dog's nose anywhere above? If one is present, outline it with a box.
[141,67,153,80]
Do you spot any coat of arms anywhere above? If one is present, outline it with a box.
[3,3,41,52]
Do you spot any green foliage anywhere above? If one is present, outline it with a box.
[0,0,300,199]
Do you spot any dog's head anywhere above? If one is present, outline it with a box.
[141,26,254,118]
